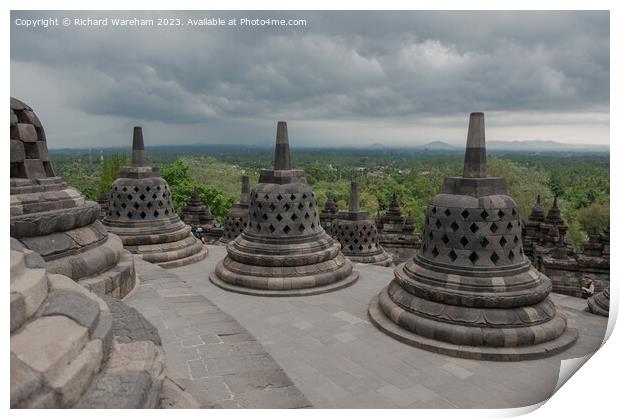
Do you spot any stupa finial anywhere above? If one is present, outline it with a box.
[274,121,291,170]
[463,112,486,178]
[131,126,145,167]
[240,175,250,204]
[349,180,360,212]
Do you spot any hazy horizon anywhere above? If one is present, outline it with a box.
[11,11,609,148]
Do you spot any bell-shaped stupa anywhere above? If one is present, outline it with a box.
[10,98,135,297]
[181,189,215,228]
[331,181,392,266]
[210,122,359,296]
[368,112,578,361]
[218,175,251,244]
[102,127,207,268]
[319,194,339,236]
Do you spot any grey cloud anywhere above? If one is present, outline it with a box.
[10,10,609,147]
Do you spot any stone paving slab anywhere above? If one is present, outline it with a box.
[125,258,310,408]
[169,245,608,409]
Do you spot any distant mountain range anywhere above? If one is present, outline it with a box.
[416,140,608,152]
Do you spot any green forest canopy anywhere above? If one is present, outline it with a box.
[51,149,609,251]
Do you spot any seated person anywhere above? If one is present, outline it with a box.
[581,276,595,299]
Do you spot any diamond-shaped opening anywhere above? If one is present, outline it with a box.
[311,223,315,229]
[122,187,127,192]
[152,194,157,199]
[309,202,313,208]
[269,203,276,211]
[257,224,262,231]
[460,236,469,247]
[156,186,161,190]
[127,194,133,200]
[461,210,470,219]
[277,194,283,201]
[290,194,296,200]
[490,252,499,265]
[165,209,170,215]
[304,213,310,219]
[429,231,434,240]
[450,221,459,232]
[283,225,290,234]
[498,209,505,218]
[140,211,146,219]
[146,202,152,209]
[146,186,151,192]
[508,250,515,261]
[449,250,458,262]
[284,203,291,211]
[435,219,442,228]
[139,194,146,201]
[481,210,489,220]
[441,234,449,245]
[154,210,159,217]
[432,207,437,214]
[302,193,307,199]
[269,224,276,233]
[298,203,304,210]
[512,208,518,216]
[422,243,427,252]
[469,251,479,265]
[358,245,363,251]
[444,208,451,217]
[121,203,127,209]
[514,235,519,243]
[298,224,305,232]
[127,211,133,219]
[490,222,498,233]
[507,221,513,230]
[276,214,283,222]
[431,247,439,258]
[470,223,479,233]
[262,214,268,221]
[291,213,298,221]
[499,236,507,247]
[133,186,139,192]
[133,202,140,209]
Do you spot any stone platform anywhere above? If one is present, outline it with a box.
[126,258,310,408]
[169,245,607,408]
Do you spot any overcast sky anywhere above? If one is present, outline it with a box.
[11,11,609,149]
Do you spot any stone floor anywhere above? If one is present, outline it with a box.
[132,245,607,409]
[124,258,310,408]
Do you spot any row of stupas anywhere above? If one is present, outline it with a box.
[523,194,610,300]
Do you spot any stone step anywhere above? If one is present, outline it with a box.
[10,266,48,318]
[10,250,26,282]
[11,316,89,381]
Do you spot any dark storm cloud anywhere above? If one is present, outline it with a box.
[10,10,609,147]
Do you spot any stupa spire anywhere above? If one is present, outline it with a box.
[463,112,486,178]
[131,126,145,167]
[349,181,360,212]
[274,121,291,170]
[240,175,250,204]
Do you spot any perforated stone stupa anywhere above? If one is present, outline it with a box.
[218,175,251,245]
[319,194,339,236]
[102,127,207,268]
[10,97,135,297]
[377,192,421,264]
[332,181,392,266]
[368,112,578,361]
[210,121,358,296]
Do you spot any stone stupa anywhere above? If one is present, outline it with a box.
[210,121,359,296]
[588,287,610,317]
[368,112,578,361]
[522,194,546,257]
[218,175,251,245]
[377,193,421,264]
[102,127,207,268]
[319,194,339,236]
[10,97,135,297]
[180,189,215,229]
[331,181,393,266]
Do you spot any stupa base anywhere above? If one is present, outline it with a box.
[368,293,578,361]
[147,246,208,269]
[348,251,393,267]
[209,268,359,297]
[587,289,610,317]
